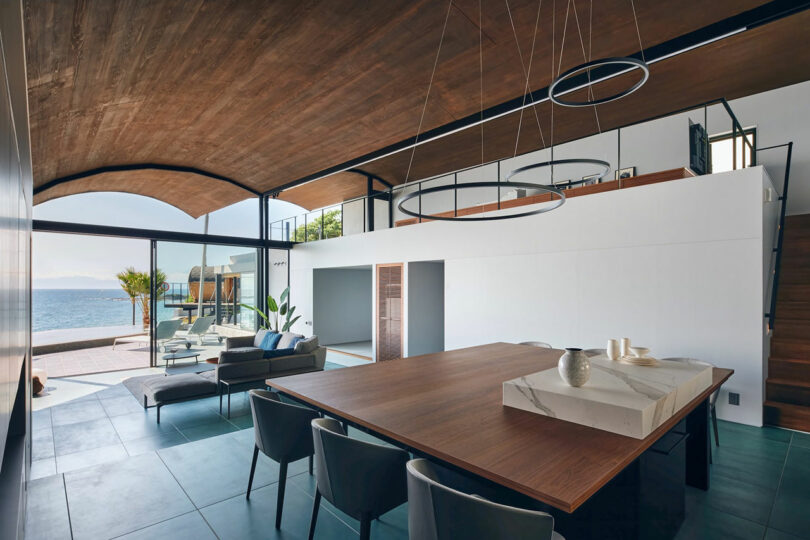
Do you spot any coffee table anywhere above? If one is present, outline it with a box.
[161,350,200,367]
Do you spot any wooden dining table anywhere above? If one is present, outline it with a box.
[267,342,733,536]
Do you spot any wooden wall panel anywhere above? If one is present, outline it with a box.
[377,264,403,362]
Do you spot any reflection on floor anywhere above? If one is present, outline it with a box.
[326,340,372,363]
[27,418,810,539]
[30,360,345,481]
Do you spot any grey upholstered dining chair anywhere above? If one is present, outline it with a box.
[662,357,721,447]
[309,418,409,540]
[519,341,552,348]
[247,390,319,529]
[406,459,565,540]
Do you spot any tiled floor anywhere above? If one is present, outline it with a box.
[33,340,230,378]
[30,356,349,481]
[26,355,810,539]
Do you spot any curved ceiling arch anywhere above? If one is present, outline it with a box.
[33,164,259,218]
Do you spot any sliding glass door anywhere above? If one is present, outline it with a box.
[151,241,260,368]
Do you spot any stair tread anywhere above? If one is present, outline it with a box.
[770,357,810,364]
[767,378,810,388]
[764,399,810,411]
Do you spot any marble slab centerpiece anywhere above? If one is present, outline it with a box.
[502,356,713,439]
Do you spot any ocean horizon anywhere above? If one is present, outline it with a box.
[33,288,175,333]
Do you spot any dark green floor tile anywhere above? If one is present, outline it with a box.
[769,447,810,538]
[56,442,129,473]
[99,395,146,417]
[123,431,189,456]
[158,432,284,507]
[32,426,55,460]
[766,528,810,540]
[791,431,810,450]
[109,410,179,442]
[200,481,357,540]
[25,474,72,540]
[719,420,792,444]
[64,453,194,539]
[116,511,217,540]
[676,504,765,540]
[228,412,254,429]
[52,417,121,455]
[711,443,787,490]
[180,418,239,442]
[51,399,107,426]
[687,473,776,525]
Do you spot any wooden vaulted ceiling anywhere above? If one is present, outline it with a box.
[24,0,810,215]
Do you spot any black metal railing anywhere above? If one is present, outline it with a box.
[270,97,755,243]
[762,142,794,333]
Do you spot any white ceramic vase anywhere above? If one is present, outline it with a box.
[558,348,591,387]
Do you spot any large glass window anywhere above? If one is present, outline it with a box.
[153,242,260,366]
[710,128,756,173]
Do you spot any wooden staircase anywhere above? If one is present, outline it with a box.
[764,214,810,431]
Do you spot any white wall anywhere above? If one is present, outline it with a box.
[408,262,445,356]
[290,167,775,426]
[312,267,372,345]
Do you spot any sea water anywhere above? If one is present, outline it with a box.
[33,289,176,332]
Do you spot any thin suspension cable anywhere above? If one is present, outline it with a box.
[512,0,544,157]
[504,0,545,148]
[629,0,646,62]
[550,0,555,182]
[405,0,454,183]
[570,0,601,133]
[480,0,484,165]
[556,0,572,77]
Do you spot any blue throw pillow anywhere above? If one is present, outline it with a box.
[288,336,302,350]
[259,331,282,351]
[262,347,295,359]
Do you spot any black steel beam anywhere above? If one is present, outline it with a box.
[34,163,262,197]
[264,0,810,196]
[33,219,293,249]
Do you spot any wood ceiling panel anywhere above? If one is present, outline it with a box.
[33,169,253,218]
[282,7,810,208]
[25,0,772,212]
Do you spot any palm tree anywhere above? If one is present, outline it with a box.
[133,269,167,328]
[116,267,140,325]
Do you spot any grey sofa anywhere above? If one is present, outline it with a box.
[200,331,326,417]
[142,331,326,422]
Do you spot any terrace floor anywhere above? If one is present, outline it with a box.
[26,355,810,540]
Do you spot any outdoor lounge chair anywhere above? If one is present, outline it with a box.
[113,318,183,351]
[175,315,221,346]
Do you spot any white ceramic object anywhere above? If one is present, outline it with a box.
[607,339,620,361]
[620,338,631,357]
[557,348,591,387]
[629,346,650,358]
[503,356,714,438]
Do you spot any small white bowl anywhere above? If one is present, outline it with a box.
[629,346,650,358]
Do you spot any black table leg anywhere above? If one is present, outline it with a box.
[685,398,710,490]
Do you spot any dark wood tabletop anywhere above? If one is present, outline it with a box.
[267,342,733,513]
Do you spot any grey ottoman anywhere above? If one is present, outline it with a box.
[142,373,217,423]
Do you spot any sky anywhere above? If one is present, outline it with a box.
[33,192,304,289]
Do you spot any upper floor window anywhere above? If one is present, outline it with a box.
[709,128,756,174]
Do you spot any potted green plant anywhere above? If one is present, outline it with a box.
[242,286,301,332]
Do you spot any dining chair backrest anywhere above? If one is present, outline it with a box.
[519,341,552,348]
[406,459,558,540]
[155,318,182,340]
[249,390,319,463]
[583,348,606,357]
[311,417,409,521]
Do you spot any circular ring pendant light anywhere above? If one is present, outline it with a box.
[397,181,565,222]
[506,158,611,186]
[548,56,649,108]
